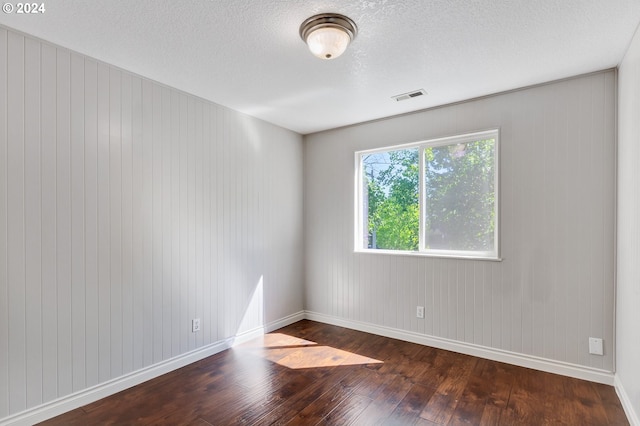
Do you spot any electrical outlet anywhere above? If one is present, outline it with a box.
[192,318,201,333]
[416,306,425,319]
[588,337,603,355]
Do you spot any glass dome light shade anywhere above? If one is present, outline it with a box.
[306,27,351,60]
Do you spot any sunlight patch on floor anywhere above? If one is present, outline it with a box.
[237,332,383,369]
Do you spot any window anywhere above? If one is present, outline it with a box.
[355,130,499,259]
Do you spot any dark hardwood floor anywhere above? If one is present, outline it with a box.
[41,320,629,425]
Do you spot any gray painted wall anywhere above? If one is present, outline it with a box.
[304,71,616,372]
[617,22,640,423]
[0,27,304,418]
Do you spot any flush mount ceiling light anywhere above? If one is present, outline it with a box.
[299,13,358,60]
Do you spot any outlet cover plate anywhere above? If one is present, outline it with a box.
[416,306,425,319]
[192,318,201,333]
[588,337,603,355]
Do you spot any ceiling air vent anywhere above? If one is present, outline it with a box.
[392,89,427,102]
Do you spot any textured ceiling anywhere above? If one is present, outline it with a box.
[2,0,640,134]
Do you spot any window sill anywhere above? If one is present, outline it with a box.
[354,248,502,262]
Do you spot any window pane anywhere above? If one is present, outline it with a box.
[362,148,419,251]
[424,139,495,252]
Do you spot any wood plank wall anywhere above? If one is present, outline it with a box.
[304,71,616,375]
[0,26,304,419]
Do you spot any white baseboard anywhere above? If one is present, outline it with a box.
[231,311,307,346]
[304,311,615,386]
[265,311,306,333]
[615,375,640,426]
[1,310,617,426]
[0,311,305,426]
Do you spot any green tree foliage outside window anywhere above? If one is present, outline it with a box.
[424,139,495,252]
[361,135,496,255]
[364,148,420,250]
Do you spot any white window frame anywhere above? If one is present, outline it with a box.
[354,129,500,260]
